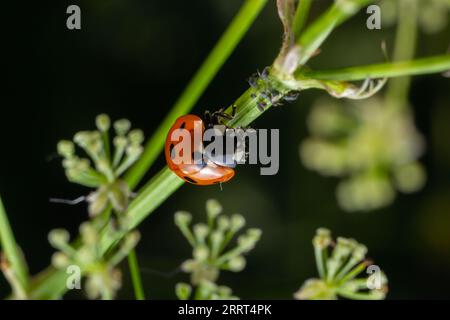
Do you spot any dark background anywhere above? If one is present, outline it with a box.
[1,0,450,299]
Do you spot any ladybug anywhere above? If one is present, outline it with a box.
[165,114,235,185]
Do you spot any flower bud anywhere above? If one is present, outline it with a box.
[51,252,70,268]
[73,131,92,148]
[193,245,209,261]
[114,119,131,136]
[230,214,245,232]
[217,216,230,231]
[217,285,232,298]
[352,243,368,262]
[128,129,144,146]
[228,255,246,272]
[206,199,222,221]
[237,229,261,252]
[175,283,192,300]
[96,114,111,132]
[126,145,143,158]
[313,228,331,249]
[181,259,197,273]
[57,140,75,158]
[48,229,70,249]
[193,223,209,243]
[79,222,97,245]
[76,247,95,265]
[113,136,128,149]
[174,211,192,228]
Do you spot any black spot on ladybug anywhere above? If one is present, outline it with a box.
[184,176,197,184]
[180,122,186,129]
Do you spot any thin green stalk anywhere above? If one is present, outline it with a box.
[125,0,268,189]
[127,249,145,300]
[0,195,29,294]
[293,0,312,37]
[297,0,372,65]
[300,55,450,81]
[337,262,367,285]
[314,246,326,279]
[385,0,418,111]
[337,288,382,300]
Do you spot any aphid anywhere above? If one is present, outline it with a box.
[204,105,237,127]
[283,91,300,103]
[258,67,270,81]
[248,75,259,88]
[257,100,268,112]
[260,92,271,101]
[165,114,235,185]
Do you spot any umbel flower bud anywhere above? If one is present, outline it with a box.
[56,114,145,217]
[48,229,70,249]
[301,97,426,212]
[96,114,111,132]
[296,228,388,300]
[114,119,131,136]
[48,221,141,300]
[175,199,261,299]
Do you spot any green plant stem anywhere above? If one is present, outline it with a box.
[385,0,418,111]
[124,0,268,189]
[293,0,312,37]
[300,55,450,81]
[0,195,29,294]
[127,249,145,300]
[296,0,372,65]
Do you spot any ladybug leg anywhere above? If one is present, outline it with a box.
[230,104,237,117]
[204,110,214,128]
[210,105,236,125]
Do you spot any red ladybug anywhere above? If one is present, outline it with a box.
[165,114,235,185]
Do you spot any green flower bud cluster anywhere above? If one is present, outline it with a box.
[380,0,450,34]
[56,114,144,216]
[294,228,388,300]
[48,223,140,300]
[174,199,262,300]
[175,280,238,300]
[301,97,426,212]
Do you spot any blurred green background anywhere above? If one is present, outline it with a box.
[1,0,450,299]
